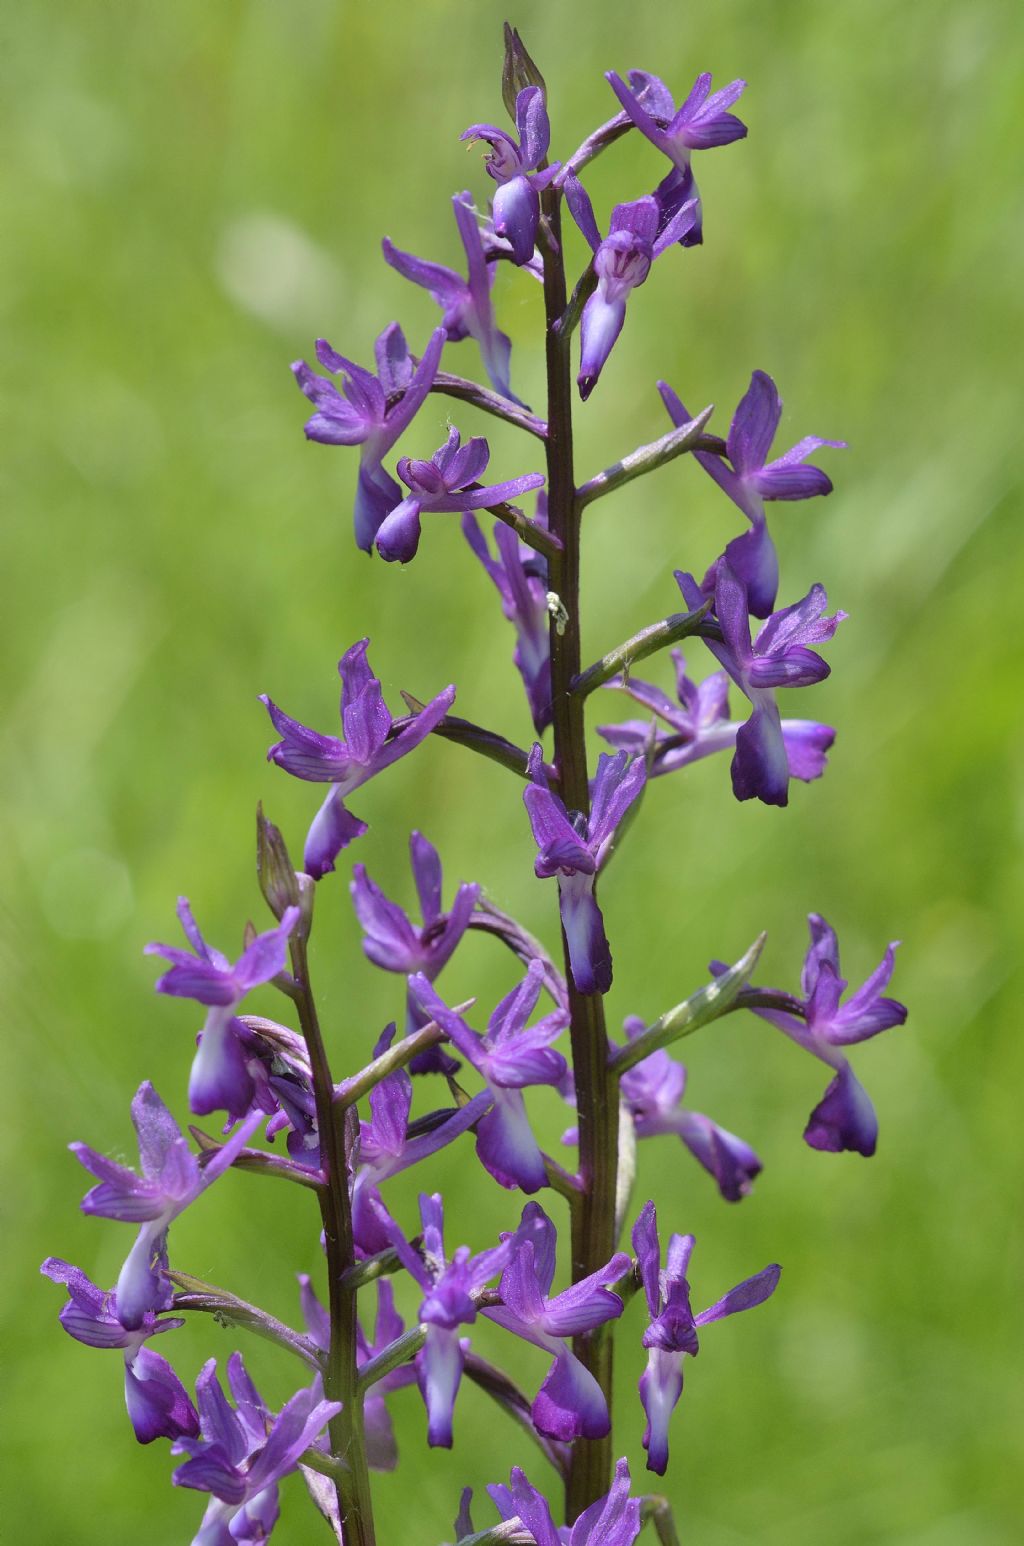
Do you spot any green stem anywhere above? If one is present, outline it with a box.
[570,602,715,698]
[539,180,619,1524]
[575,406,715,508]
[289,931,376,1546]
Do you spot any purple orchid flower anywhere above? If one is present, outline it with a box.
[461,86,560,266]
[373,1192,517,1448]
[145,900,299,1120]
[483,1201,630,1441]
[563,175,698,400]
[633,1201,780,1475]
[292,323,447,552]
[374,425,545,564]
[350,1036,492,1254]
[384,191,522,403]
[661,373,845,617]
[463,505,551,731]
[351,830,480,980]
[410,962,569,1193]
[351,830,480,1074]
[615,1017,762,1201]
[298,1274,414,1471]
[261,638,455,878]
[677,563,845,807]
[41,1258,199,1445]
[599,647,835,787]
[488,1456,642,1546]
[72,1082,264,1331]
[171,1355,339,1546]
[742,914,907,1155]
[604,68,748,248]
[524,744,645,995]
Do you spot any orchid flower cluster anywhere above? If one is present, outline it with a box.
[44,27,907,1546]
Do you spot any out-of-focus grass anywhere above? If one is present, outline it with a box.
[3,1,1022,1541]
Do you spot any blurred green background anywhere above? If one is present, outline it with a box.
[4,0,1023,1541]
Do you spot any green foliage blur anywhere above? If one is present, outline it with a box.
[4,1,1022,1541]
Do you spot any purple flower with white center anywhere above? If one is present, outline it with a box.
[172,1355,339,1546]
[614,1017,762,1202]
[677,563,845,807]
[563,175,698,400]
[632,1201,780,1475]
[349,1037,492,1255]
[461,86,559,266]
[661,373,845,617]
[410,962,569,1193]
[605,68,748,248]
[484,1201,630,1441]
[292,323,447,552]
[374,426,545,564]
[384,192,522,403]
[374,1192,516,1448]
[487,1457,642,1546]
[298,1275,413,1472]
[145,901,300,1120]
[463,505,551,731]
[72,1083,263,1331]
[598,647,835,787]
[523,744,645,995]
[743,914,907,1156]
[261,638,455,878]
[40,1258,199,1445]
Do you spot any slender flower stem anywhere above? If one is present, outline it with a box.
[463,1352,570,1478]
[288,931,376,1546]
[355,1326,427,1394]
[169,1276,324,1371]
[570,602,715,698]
[428,370,549,439]
[640,1495,683,1546]
[462,485,564,559]
[335,1005,474,1108]
[397,696,534,779]
[188,1126,327,1193]
[339,1246,405,1292]
[575,407,716,508]
[540,179,619,1524]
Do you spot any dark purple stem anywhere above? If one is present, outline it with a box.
[539,178,619,1523]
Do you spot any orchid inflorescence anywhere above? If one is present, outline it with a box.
[44,26,907,1546]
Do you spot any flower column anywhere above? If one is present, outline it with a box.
[538,167,620,1520]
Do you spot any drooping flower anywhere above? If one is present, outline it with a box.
[614,1017,762,1201]
[261,638,455,878]
[523,745,645,994]
[661,372,845,616]
[563,175,698,399]
[297,1275,414,1471]
[483,1202,630,1441]
[372,1192,517,1447]
[461,86,559,265]
[632,1201,780,1474]
[411,962,569,1193]
[605,68,748,247]
[171,1355,339,1546]
[374,426,545,564]
[40,1258,198,1445]
[292,323,447,551]
[488,1456,642,1545]
[384,192,522,402]
[677,563,845,807]
[740,914,907,1155]
[349,1035,492,1255]
[463,503,551,731]
[145,901,300,1119]
[71,1083,264,1330]
[598,647,835,787]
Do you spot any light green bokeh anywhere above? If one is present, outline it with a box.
[4,1,1022,1541]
